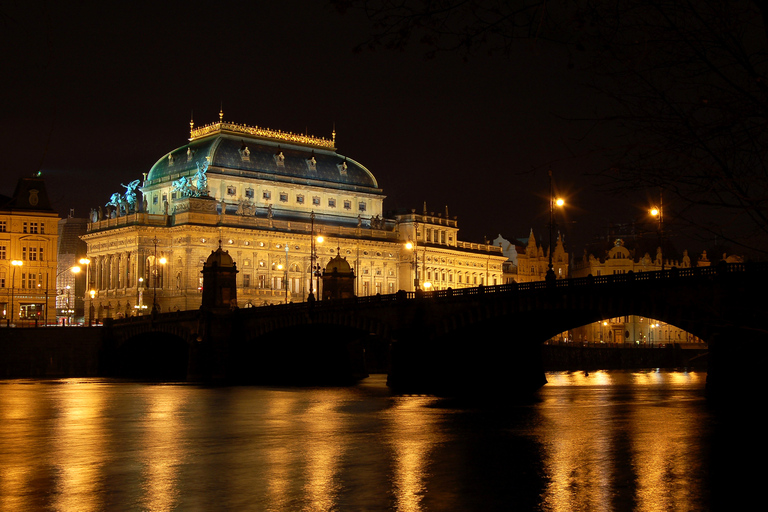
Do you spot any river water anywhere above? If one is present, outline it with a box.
[0,371,751,511]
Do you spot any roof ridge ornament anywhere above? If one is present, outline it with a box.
[189,117,337,150]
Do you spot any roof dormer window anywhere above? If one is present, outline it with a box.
[274,151,285,167]
[337,161,348,176]
[186,147,195,162]
[306,156,317,172]
[167,154,174,165]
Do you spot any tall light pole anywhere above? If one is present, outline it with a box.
[309,212,316,301]
[151,237,166,313]
[650,190,664,272]
[135,277,145,316]
[283,244,289,303]
[8,260,23,327]
[547,170,565,282]
[78,258,91,316]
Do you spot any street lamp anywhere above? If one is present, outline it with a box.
[8,260,23,327]
[151,237,166,313]
[134,277,146,315]
[404,240,420,292]
[649,191,664,271]
[547,170,565,282]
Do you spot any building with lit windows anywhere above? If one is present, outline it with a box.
[493,230,569,283]
[82,114,506,320]
[564,238,710,345]
[0,176,60,325]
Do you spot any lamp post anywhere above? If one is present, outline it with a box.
[8,260,23,327]
[650,191,664,272]
[151,237,166,313]
[135,277,146,316]
[284,244,289,303]
[89,289,96,326]
[309,212,316,301]
[547,170,565,282]
[78,258,91,319]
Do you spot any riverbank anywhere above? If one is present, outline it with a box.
[542,342,708,372]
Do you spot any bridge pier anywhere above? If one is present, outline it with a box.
[387,324,547,398]
[706,327,767,403]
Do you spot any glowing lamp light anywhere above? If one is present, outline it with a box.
[555,198,565,207]
[405,241,414,250]
[316,235,324,244]
[650,207,660,217]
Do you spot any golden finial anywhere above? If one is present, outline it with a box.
[219,105,224,123]
[332,123,336,145]
[190,111,194,135]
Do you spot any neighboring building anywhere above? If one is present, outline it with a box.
[564,238,710,345]
[0,176,60,325]
[57,213,88,324]
[570,238,710,278]
[494,230,569,283]
[82,115,506,320]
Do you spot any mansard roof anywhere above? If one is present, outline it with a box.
[145,119,381,195]
[0,177,56,213]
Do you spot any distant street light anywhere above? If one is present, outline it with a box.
[650,190,664,271]
[8,260,23,327]
[547,170,565,282]
[151,237,166,313]
[404,240,420,291]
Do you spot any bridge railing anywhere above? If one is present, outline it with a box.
[110,262,768,324]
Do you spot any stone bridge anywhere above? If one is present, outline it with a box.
[104,262,768,396]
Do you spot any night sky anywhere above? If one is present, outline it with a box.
[2,1,652,253]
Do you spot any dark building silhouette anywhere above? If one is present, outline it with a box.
[201,243,238,310]
[322,254,356,300]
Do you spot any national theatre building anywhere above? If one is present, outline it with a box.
[83,114,506,320]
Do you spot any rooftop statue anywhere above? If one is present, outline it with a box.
[194,160,209,197]
[122,179,141,207]
[172,176,196,198]
[107,192,123,209]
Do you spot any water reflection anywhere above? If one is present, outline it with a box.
[140,386,187,511]
[537,371,710,512]
[0,371,718,511]
[384,396,443,512]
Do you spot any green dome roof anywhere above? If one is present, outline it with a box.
[146,122,380,194]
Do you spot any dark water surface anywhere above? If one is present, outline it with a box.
[0,371,748,511]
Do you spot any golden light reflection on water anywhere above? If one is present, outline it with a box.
[385,396,443,512]
[51,381,108,512]
[300,392,346,512]
[538,371,708,512]
[0,383,45,511]
[140,386,187,512]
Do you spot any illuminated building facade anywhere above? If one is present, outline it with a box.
[82,115,505,320]
[565,239,709,344]
[493,230,569,283]
[0,177,60,325]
